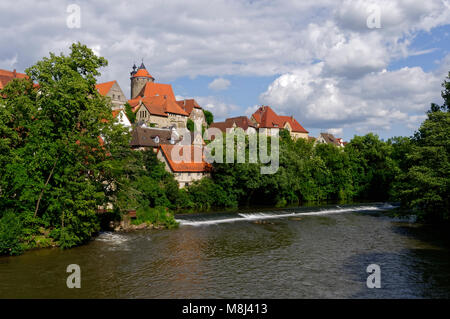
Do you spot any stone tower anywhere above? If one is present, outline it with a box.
[130,62,155,99]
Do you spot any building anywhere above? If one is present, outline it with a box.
[250,105,308,139]
[157,144,211,188]
[112,109,132,128]
[0,69,28,90]
[316,133,345,147]
[127,63,189,129]
[95,80,127,110]
[130,126,180,151]
[176,99,206,128]
[210,116,257,134]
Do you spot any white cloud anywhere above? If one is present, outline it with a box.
[327,128,343,136]
[208,77,230,91]
[194,96,239,120]
[260,62,443,135]
[0,0,449,137]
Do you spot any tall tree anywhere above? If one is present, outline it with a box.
[0,43,131,250]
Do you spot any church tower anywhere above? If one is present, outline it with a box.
[130,62,155,99]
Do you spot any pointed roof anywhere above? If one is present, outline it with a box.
[210,116,256,132]
[132,95,189,117]
[278,115,308,133]
[251,105,308,133]
[95,80,116,96]
[176,99,202,114]
[132,62,154,79]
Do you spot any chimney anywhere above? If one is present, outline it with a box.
[13,69,16,78]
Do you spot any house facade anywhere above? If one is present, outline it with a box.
[157,144,211,188]
[250,105,309,139]
[112,109,132,128]
[95,80,127,110]
[176,99,206,128]
[316,133,345,147]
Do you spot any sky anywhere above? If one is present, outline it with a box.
[1,0,450,140]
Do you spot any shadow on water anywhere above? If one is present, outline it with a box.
[342,221,450,298]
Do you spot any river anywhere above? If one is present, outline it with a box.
[1,203,449,298]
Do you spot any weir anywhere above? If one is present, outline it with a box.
[175,203,396,226]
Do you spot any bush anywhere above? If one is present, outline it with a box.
[0,211,24,256]
[133,206,179,229]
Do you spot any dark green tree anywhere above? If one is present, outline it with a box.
[124,102,136,124]
[0,42,131,250]
[203,109,214,126]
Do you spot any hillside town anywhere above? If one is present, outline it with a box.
[0,64,346,188]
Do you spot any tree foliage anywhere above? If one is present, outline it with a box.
[0,43,131,249]
[203,109,214,126]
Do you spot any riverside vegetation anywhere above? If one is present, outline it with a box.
[1,43,449,255]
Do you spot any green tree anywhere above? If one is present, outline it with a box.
[0,42,131,251]
[203,109,214,126]
[124,102,136,124]
[187,118,195,132]
[396,103,450,221]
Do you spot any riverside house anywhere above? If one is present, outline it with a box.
[157,144,212,188]
[250,105,309,139]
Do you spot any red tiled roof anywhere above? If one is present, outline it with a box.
[0,69,28,90]
[132,95,189,117]
[176,99,202,114]
[95,80,116,96]
[278,115,308,133]
[251,105,308,133]
[140,82,176,101]
[210,116,256,132]
[133,68,154,79]
[158,144,212,172]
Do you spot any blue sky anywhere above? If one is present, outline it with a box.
[1,0,450,141]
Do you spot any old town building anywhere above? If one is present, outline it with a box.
[250,105,308,139]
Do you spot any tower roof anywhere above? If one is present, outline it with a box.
[131,61,154,79]
[133,68,154,79]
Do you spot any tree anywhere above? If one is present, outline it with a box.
[396,102,450,221]
[203,109,214,126]
[124,102,136,124]
[0,42,131,250]
[186,118,195,132]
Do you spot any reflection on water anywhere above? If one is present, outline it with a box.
[0,203,449,298]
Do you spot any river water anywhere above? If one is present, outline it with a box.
[1,203,450,298]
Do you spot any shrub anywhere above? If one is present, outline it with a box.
[0,211,24,256]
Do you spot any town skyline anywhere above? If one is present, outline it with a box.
[1,1,450,141]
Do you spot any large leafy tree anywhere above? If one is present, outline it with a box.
[0,43,131,250]
[395,73,450,221]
